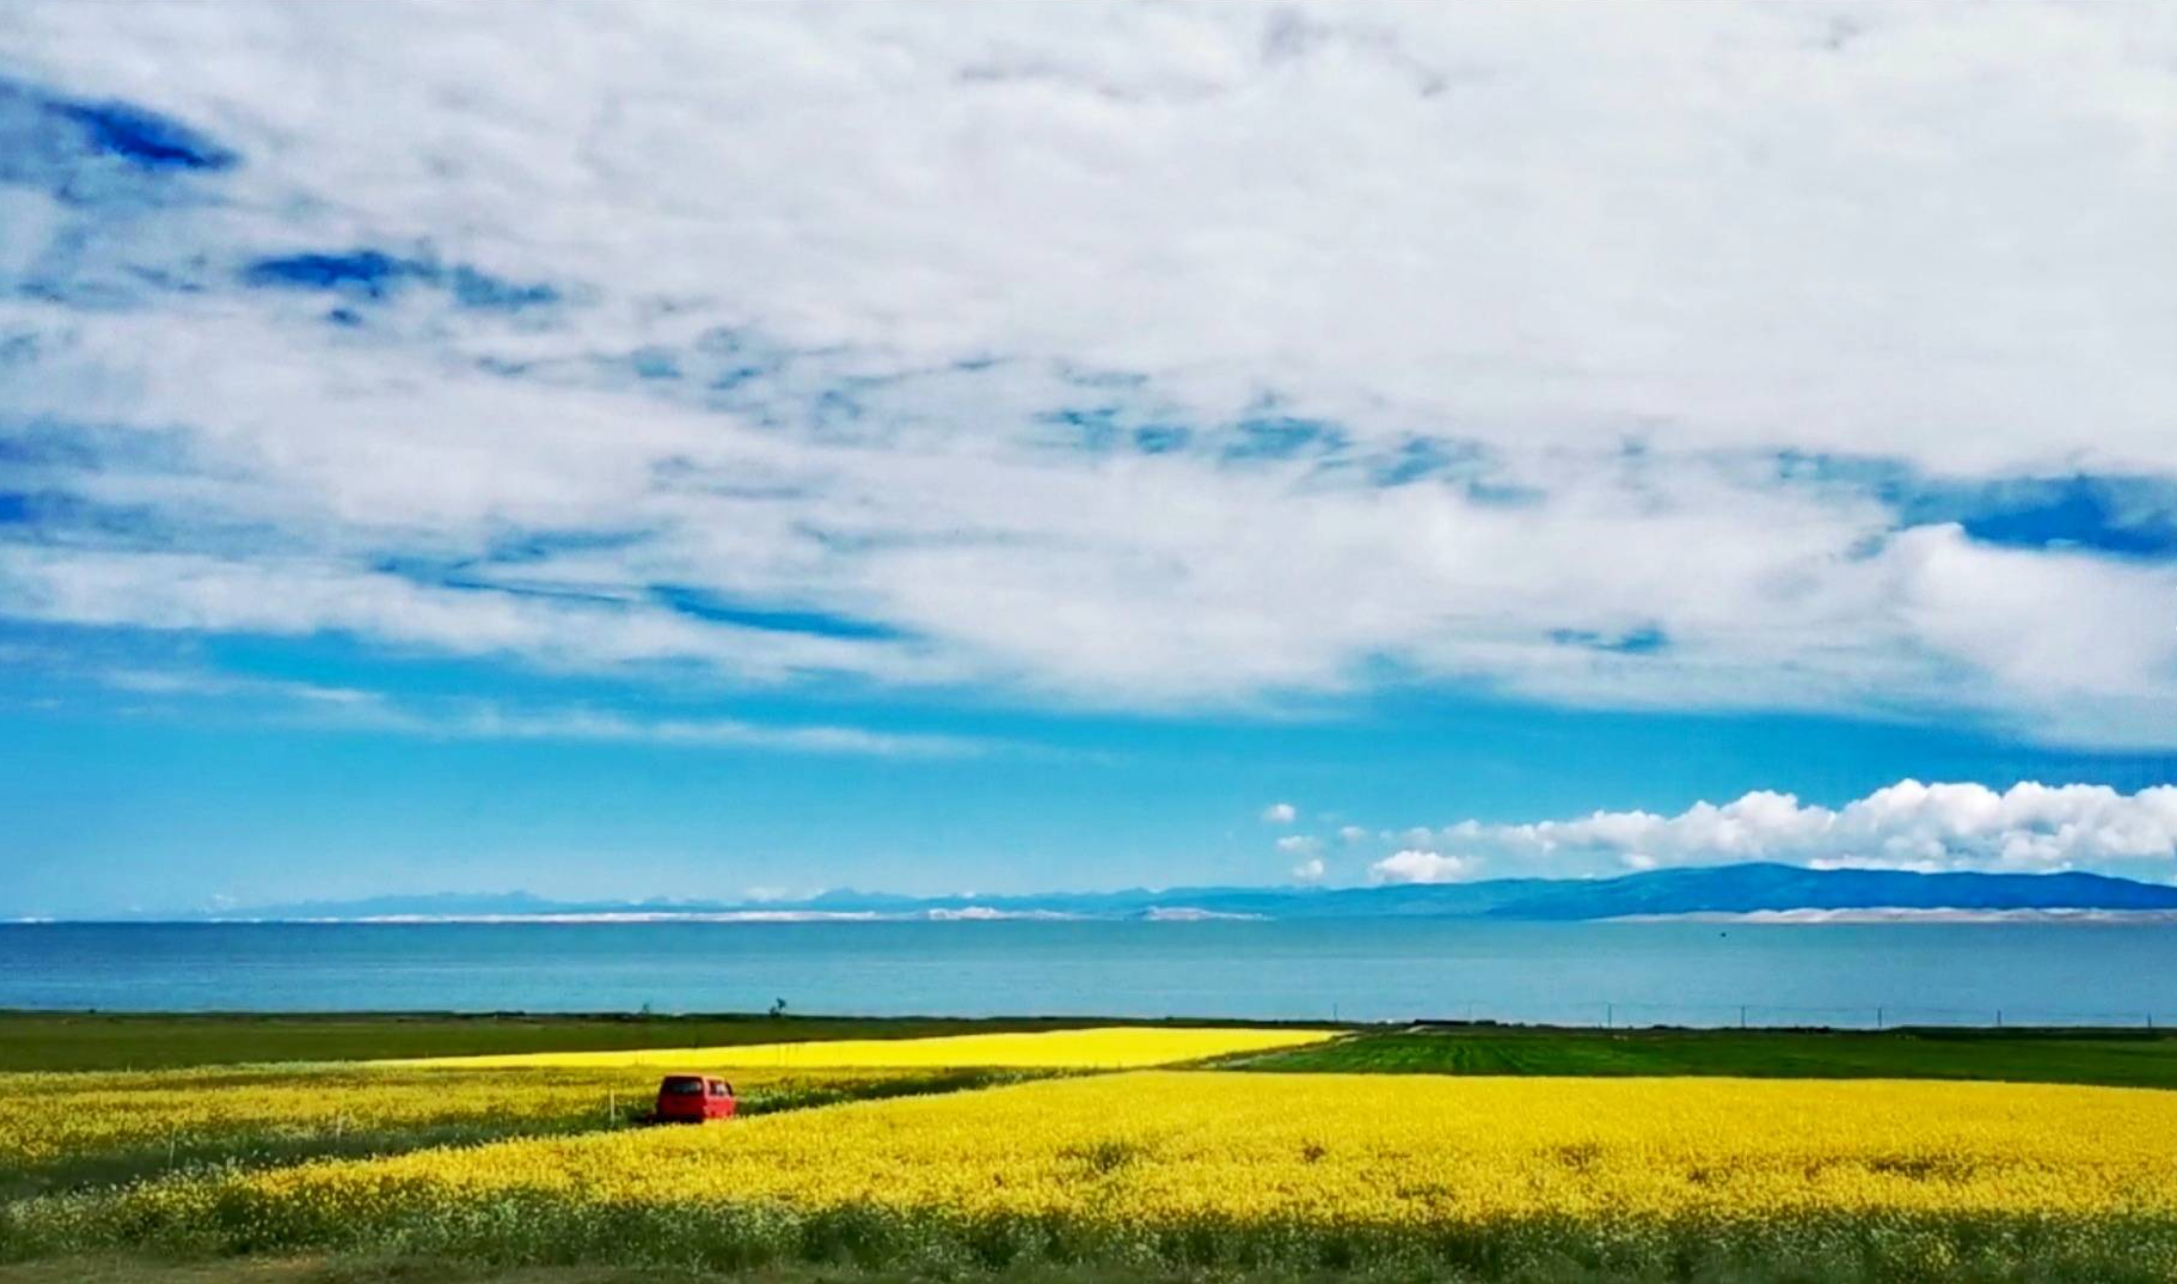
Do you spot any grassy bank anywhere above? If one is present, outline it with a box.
[0,1260,1470,1284]
[9,1201,2172,1282]
[0,1261,1259,1284]
[0,1261,664,1284]
[0,1261,1191,1284]
[1228,1024,2177,1088]
[10,1255,2010,1284]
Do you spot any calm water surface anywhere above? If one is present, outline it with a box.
[6,920,2177,1028]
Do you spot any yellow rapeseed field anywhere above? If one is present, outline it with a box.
[216,1071,2177,1225]
[388,1025,1334,1070]
[15,1071,2177,1274]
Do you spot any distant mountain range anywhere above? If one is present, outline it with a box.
[96,863,2177,924]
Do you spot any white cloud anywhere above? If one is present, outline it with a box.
[1338,825,1368,844]
[98,668,376,707]
[1370,849,1475,885]
[1290,857,1325,883]
[1,3,2175,745]
[1275,834,1320,855]
[0,544,956,686]
[19,0,2162,470]
[67,660,989,758]
[1261,802,1298,824]
[1417,780,2177,876]
[393,706,989,758]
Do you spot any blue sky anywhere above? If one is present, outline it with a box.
[4,3,2177,916]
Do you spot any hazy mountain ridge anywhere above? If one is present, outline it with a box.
[92,863,2177,924]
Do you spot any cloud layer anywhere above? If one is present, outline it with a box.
[3,3,2176,744]
[1363,781,2177,883]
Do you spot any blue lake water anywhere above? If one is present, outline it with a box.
[5,920,2177,1028]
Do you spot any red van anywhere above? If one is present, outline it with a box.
[655,1074,737,1122]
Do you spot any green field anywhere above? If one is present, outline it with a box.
[1230,1023,2177,1088]
[0,1012,1255,1072]
[17,1013,2177,1088]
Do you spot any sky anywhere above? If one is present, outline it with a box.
[4,1,2177,917]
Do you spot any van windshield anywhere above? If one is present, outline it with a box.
[661,1077,706,1095]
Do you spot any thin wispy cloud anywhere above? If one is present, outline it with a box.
[69,662,992,758]
[399,706,993,759]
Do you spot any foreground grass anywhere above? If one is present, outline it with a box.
[0,1259,1307,1284]
[1230,1024,2177,1088]
[9,1205,2169,1282]
[0,1260,1226,1284]
[0,1256,2149,1284]
[0,1257,727,1283]
[0,1261,1254,1284]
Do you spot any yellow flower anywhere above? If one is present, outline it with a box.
[0,1065,921,1167]
[386,1026,1336,1071]
[215,1072,2177,1225]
